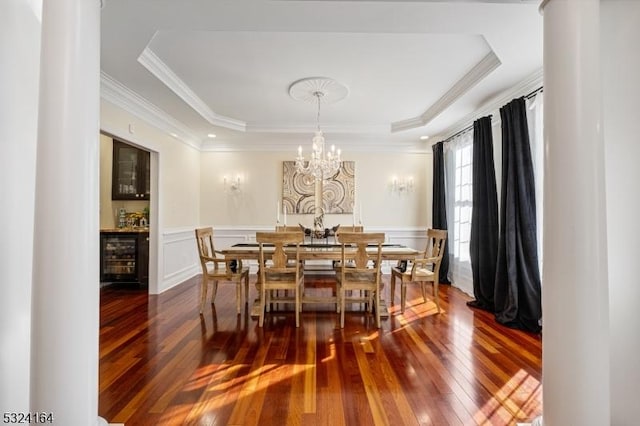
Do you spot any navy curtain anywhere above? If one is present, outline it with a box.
[431,141,449,283]
[494,97,542,333]
[468,116,499,311]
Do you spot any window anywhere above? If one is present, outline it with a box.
[453,143,473,262]
[445,130,474,293]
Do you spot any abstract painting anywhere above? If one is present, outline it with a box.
[282,161,355,214]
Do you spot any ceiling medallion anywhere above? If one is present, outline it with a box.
[288,77,349,105]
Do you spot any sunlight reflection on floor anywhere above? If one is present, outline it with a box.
[476,368,542,425]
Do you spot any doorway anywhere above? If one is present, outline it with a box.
[99,131,159,293]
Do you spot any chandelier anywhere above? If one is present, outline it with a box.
[290,77,348,180]
[295,91,341,179]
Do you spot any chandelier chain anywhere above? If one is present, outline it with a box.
[315,91,322,132]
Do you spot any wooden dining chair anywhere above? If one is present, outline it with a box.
[336,232,385,328]
[256,231,305,327]
[390,228,447,314]
[195,227,249,315]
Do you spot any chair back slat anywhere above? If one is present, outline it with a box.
[425,228,447,260]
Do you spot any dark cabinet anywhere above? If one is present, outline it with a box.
[100,231,149,284]
[137,232,149,284]
[112,140,150,200]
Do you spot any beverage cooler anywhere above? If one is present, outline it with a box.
[100,231,149,284]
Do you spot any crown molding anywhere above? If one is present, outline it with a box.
[246,122,390,134]
[100,71,202,150]
[201,138,430,154]
[438,67,543,141]
[391,50,501,133]
[138,47,246,132]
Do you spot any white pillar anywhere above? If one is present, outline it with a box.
[540,0,610,425]
[601,2,640,424]
[31,1,102,425]
[0,0,42,413]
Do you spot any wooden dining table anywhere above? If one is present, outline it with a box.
[220,242,420,319]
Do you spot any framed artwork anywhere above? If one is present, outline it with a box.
[282,161,355,214]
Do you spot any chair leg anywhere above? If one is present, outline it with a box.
[259,284,266,327]
[401,282,407,313]
[421,282,427,303]
[244,274,249,308]
[295,286,300,328]
[433,281,441,313]
[390,272,396,305]
[340,286,346,328]
[375,287,381,328]
[200,278,208,314]
[235,281,241,314]
[211,281,218,302]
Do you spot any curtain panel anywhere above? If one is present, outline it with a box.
[468,116,499,311]
[432,141,450,283]
[526,93,545,275]
[494,97,542,333]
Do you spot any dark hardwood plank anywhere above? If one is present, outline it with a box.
[99,275,542,425]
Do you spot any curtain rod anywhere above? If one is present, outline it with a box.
[442,124,473,144]
[442,86,544,144]
[525,86,544,99]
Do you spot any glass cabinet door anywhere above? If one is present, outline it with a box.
[112,140,150,200]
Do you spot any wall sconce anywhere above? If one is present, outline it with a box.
[391,176,414,193]
[223,174,242,192]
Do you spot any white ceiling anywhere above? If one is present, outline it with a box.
[100,0,542,152]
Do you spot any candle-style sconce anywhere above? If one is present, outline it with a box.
[223,174,242,192]
[391,176,414,194]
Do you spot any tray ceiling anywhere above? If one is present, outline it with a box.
[100,0,542,151]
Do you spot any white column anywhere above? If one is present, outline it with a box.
[0,0,42,413]
[31,1,102,425]
[540,1,610,425]
[601,2,640,425]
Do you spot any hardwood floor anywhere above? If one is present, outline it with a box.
[99,275,542,425]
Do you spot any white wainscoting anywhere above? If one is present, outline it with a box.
[160,227,200,292]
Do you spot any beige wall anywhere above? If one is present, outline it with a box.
[200,150,432,229]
